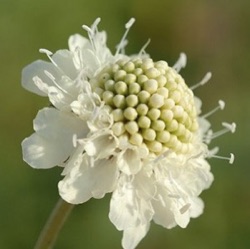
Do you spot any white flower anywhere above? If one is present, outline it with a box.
[21,18,235,249]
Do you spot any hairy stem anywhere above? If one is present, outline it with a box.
[34,198,74,249]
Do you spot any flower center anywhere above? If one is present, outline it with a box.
[92,58,198,154]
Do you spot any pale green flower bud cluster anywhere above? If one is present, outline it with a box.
[93,58,198,154]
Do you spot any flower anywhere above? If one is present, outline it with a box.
[21,18,235,249]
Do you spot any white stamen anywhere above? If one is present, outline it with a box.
[39,48,59,68]
[33,76,49,93]
[82,17,101,34]
[139,39,151,56]
[202,100,225,118]
[39,48,53,56]
[91,17,101,31]
[82,18,101,52]
[204,122,236,142]
[115,18,135,56]
[82,25,92,33]
[209,146,219,156]
[190,72,212,90]
[72,134,78,147]
[75,46,84,70]
[158,194,166,207]
[222,122,236,133]
[125,18,136,29]
[180,203,191,214]
[44,70,69,95]
[173,53,187,72]
[208,153,235,164]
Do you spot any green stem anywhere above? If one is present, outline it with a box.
[34,198,74,249]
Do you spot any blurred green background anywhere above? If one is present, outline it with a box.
[0,0,249,248]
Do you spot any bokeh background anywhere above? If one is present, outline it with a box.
[0,0,249,248]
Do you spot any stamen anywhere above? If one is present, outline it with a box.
[44,70,70,95]
[173,53,186,72]
[222,122,236,133]
[33,76,48,93]
[180,203,191,214]
[39,48,53,56]
[209,153,235,164]
[190,72,212,90]
[82,18,101,52]
[138,39,151,56]
[204,122,236,142]
[209,146,219,156]
[82,17,101,35]
[72,134,78,147]
[115,18,135,56]
[202,100,225,119]
[39,48,59,68]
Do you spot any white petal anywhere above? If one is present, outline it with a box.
[122,223,150,249]
[189,197,204,218]
[22,133,64,169]
[59,156,118,204]
[84,132,117,159]
[109,181,137,231]
[52,50,78,79]
[21,60,62,96]
[22,108,88,168]
[47,86,75,111]
[68,34,89,52]
[152,189,177,229]
[109,175,154,231]
[68,34,90,70]
[172,203,190,228]
[117,149,142,175]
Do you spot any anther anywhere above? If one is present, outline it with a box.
[39,48,53,56]
[115,18,135,56]
[202,100,225,119]
[208,153,235,164]
[173,53,187,72]
[222,122,236,133]
[190,72,212,90]
[82,18,101,51]
[204,122,236,142]
[39,49,59,69]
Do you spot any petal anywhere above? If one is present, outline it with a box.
[58,156,118,204]
[52,50,78,80]
[84,132,117,159]
[22,108,88,168]
[68,34,90,52]
[22,133,65,169]
[68,34,90,70]
[47,86,75,111]
[117,149,142,175]
[122,223,150,249]
[189,197,204,218]
[21,60,62,96]
[109,174,154,231]
[172,202,190,228]
[152,187,177,229]
[109,179,139,231]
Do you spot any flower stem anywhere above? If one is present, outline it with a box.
[34,198,74,249]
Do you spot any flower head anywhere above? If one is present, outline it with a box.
[22,18,235,249]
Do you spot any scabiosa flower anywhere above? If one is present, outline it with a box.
[22,18,235,249]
